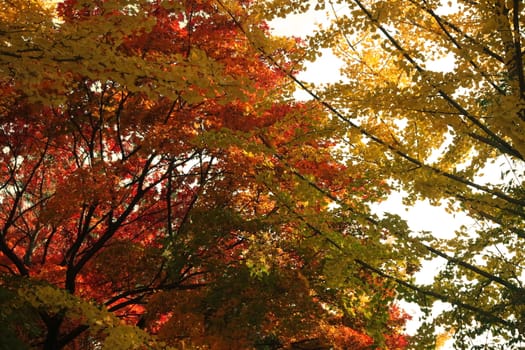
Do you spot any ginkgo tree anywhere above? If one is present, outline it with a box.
[0,1,410,349]
[239,0,525,348]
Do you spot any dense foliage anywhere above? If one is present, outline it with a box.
[0,1,409,349]
[251,0,525,348]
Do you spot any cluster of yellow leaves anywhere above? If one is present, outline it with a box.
[1,0,260,106]
[16,282,171,350]
[248,0,525,347]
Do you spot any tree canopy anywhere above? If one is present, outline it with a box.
[7,0,525,349]
[246,0,525,348]
[0,1,409,349]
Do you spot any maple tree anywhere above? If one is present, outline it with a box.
[239,0,525,348]
[0,1,409,349]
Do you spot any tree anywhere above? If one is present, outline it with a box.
[244,0,525,348]
[0,1,409,349]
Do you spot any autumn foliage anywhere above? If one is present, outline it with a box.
[0,0,408,349]
[257,0,525,348]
